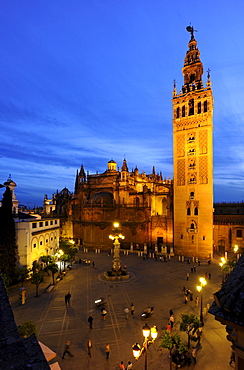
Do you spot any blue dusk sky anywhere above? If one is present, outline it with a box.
[1,0,244,207]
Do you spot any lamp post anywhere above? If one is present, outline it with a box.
[234,245,239,261]
[109,222,125,271]
[219,257,226,284]
[196,277,206,326]
[132,324,158,370]
[56,249,64,274]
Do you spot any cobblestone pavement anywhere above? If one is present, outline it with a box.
[9,251,233,370]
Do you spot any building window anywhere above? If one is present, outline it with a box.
[33,243,37,248]
[194,207,198,215]
[236,230,242,238]
[203,236,205,240]
[198,102,201,114]
[51,237,53,241]
[39,222,43,227]
[190,192,194,198]
[50,220,53,225]
[176,107,180,118]
[45,221,48,226]
[187,207,191,215]
[46,239,48,243]
[204,100,207,112]
[55,220,57,224]
[189,99,194,115]
[32,223,37,228]
[40,241,42,245]
[182,106,185,117]
[181,234,183,239]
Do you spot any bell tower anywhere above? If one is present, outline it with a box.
[172,27,213,258]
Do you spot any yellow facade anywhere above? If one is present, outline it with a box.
[172,29,214,258]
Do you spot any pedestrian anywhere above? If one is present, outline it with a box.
[105,343,110,359]
[66,292,71,306]
[119,361,125,370]
[229,348,235,365]
[191,267,193,273]
[88,315,93,329]
[209,272,211,280]
[167,322,172,332]
[189,290,193,301]
[127,360,133,369]
[169,308,174,316]
[198,260,201,266]
[195,296,199,306]
[102,308,107,320]
[87,339,92,357]
[186,272,189,281]
[169,314,175,329]
[124,307,129,319]
[92,261,95,268]
[159,256,162,262]
[131,303,135,316]
[205,272,208,279]
[191,347,197,364]
[62,340,74,359]
[193,265,196,272]
[182,285,186,294]
[65,294,68,305]
[79,258,81,264]
[184,295,188,304]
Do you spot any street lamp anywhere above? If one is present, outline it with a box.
[234,245,239,260]
[56,249,64,273]
[219,257,226,284]
[109,222,125,271]
[132,324,158,370]
[196,277,206,326]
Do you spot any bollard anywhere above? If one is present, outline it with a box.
[182,256,184,262]
[179,256,181,261]
[138,252,140,257]
[207,303,210,311]
[192,257,195,263]
[196,257,198,263]
[203,307,207,315]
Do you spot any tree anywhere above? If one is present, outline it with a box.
[180,314,202,348]
[160,331,187,370]
[31,271,44,297]
[18,320,36,338]
[0,186,17,280]
[59,239,78,264]
[40,255,54,266]
[47,263,59,285]
[15,265,31,287]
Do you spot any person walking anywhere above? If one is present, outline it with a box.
[182,286,186,294]
[119,361,125,370]
[130,303,135,316]
[124,307,129,319]
[191,347,197,364]
[66,292,71,306]
[87,339,92,357]
[186,272,189,281]
[105,343,110,359]
[88,315,93,329]
[102,308,107,320]
[92,261,95,268]
[62,340,74,359]
[195,296,199,306]
[209,272,211,280]
[127,360,133,369]
[184,295,188,304]
[169,314,175,329]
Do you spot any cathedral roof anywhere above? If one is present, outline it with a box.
[89,191,113,204]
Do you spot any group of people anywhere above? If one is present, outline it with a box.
[182,286,194,304]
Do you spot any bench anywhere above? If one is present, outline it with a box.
[45,284,54,293]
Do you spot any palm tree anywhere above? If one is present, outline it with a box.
[47,263,59,285]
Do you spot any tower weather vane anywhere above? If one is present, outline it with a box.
[186,25,197,39]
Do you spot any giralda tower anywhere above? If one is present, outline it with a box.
[172,27,213,258]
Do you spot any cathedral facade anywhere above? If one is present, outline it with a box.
[72,160,173,251]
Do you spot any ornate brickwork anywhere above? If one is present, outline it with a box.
[176,134,185,157]
[199,130,208,154]
[199,156,208,183]
[177,159,185,185]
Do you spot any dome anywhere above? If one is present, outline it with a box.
[89,192,113,205]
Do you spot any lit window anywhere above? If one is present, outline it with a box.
[236,230,242,238]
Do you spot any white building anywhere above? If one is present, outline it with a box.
[15,215,60,268]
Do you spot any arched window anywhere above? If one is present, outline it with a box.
[204,100,207,112]
[191,223,195,229]
[194,207,198,215]
[187,207,191,215]
[176,107,180,118]
[189,99,194,115]
[182,105,185,117]
[198,102,201,114]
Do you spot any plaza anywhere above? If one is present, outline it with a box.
[9,251,231,369]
